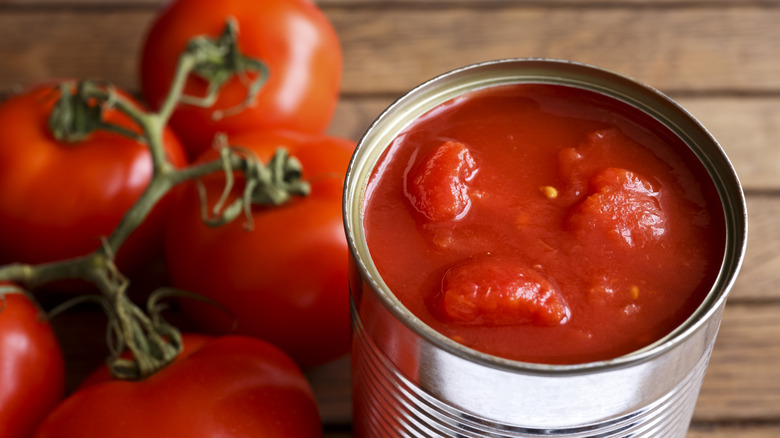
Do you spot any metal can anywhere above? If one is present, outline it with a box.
[343,59,747,437]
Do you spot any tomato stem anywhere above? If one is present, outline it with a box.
[175,17,270,121]
[0,18,302,380]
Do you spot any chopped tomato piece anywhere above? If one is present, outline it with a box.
[439,257,568,326]
[569,168,666,248]
[405,141,477,221]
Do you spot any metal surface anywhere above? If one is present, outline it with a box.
[343,59,748,437]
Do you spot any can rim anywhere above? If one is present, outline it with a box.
[343,58,748,376]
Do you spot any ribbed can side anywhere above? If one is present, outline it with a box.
[352,308,714,438]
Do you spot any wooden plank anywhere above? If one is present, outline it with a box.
[0,11,149,92]
[689,424,780,438]
[331,7,780,94]
[730,194,780,302]
[50,300,780,425]
[679,97,780,192]
[0,7,779,95]
[308,355,352,425]
[327,95,780,191]
[326,96,391,141]
[695,303,780,422]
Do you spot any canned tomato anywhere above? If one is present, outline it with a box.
[343,59,747,437]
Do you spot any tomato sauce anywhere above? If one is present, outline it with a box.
[362,83,725,364]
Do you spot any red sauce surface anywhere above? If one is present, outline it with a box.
[363,84,725,364]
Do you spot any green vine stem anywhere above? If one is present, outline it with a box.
[0,18,307,380]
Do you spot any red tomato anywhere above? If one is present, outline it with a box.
[0,83,188,273]
[34,335,322,438]
[0,284,65,438]
[140,0,343,159]
[76,334,212,391]
[164,130,354,367]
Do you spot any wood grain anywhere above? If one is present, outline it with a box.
[0,7,779,95]
[678,97,780,192]
[695,303,780,421]
[730,194,780,301]
[51,299,780,425]
[327,96,780,191]
[0,11,149,92]
[685,424,780,438]
[331,7,780,94]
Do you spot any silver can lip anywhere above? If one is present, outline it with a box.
[343,57,748,376]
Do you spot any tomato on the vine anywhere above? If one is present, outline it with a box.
[139,0,343,159]
[34,335,322,438]
[0,284,65,438]
[0,83,187,273]
[164,130,354,368]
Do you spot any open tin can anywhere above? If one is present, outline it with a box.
[343,59,747,437]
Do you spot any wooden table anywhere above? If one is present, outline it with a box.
[1,0,778,436]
